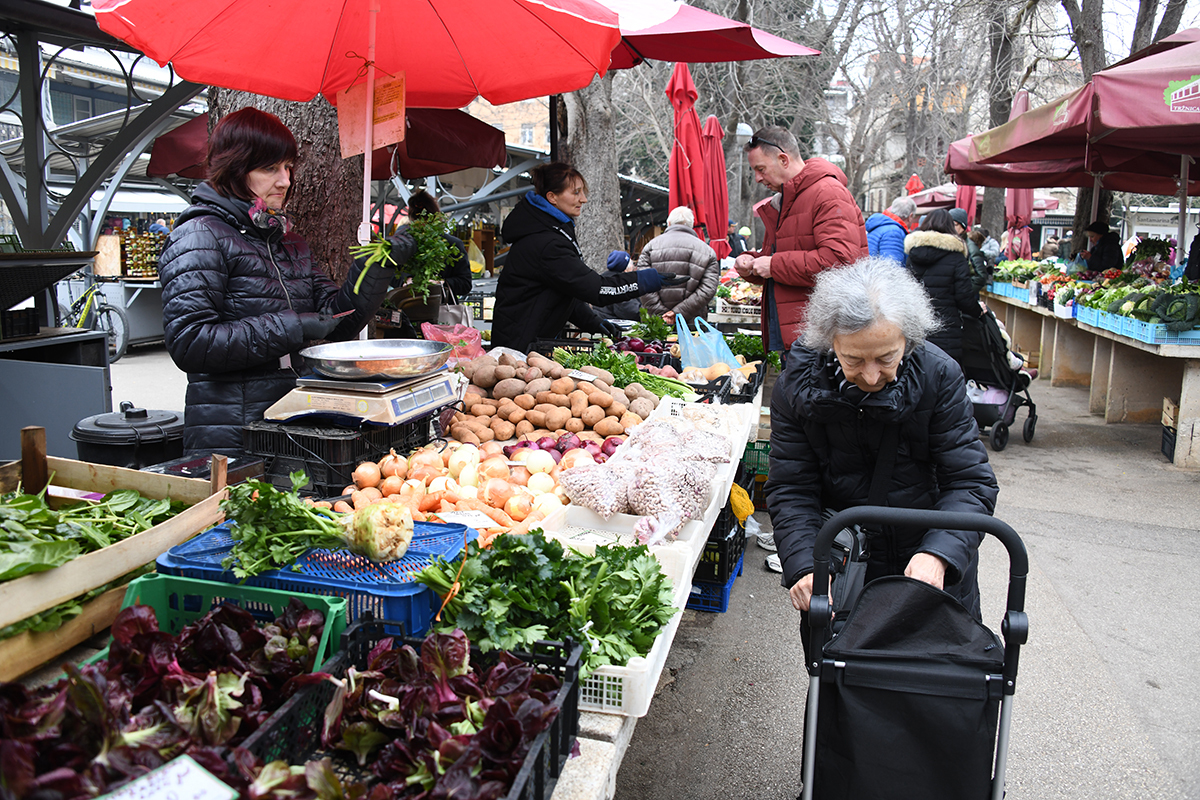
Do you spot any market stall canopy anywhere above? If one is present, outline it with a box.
[969,28,1200,168]
[912,182,1059,214]
[945,136,1200,195]
[1005,90,1035,260]
[92,0,622,109]
[147,109,507,182]
[599,0,819,69]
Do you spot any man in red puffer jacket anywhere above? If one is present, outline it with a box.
[735,126,868,362]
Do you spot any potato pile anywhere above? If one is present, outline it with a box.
[449,351,660,444]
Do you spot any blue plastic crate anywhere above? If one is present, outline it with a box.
[686,553,743,613]
[156,520,476,636]
[1076,305,1100,327]
[1153,327,1200,344]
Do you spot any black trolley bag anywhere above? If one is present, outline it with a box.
[800,507,1029,800]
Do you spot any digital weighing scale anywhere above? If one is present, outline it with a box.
[263,369,466,425]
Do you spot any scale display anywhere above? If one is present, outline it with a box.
[264,370,465,425]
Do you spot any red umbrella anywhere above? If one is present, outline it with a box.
[1004,91,1035,261]
[147,109,507,182]
[905,173,925,195]
[954,184,977,227]
[667,62,707,237]
[94,0,621,241]
[700,115,731,259]
[909,183,959,211]
[601,0,818,68]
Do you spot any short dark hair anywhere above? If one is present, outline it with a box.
[968,230,986,246]
[744,125,800,158]
[918,208,957,235]
[406,189,441,218]
[530,162,588,197]
[206,107,299,203]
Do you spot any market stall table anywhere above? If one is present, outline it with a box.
[982,287,1200,467]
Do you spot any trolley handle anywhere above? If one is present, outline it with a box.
[808,506,1028,639]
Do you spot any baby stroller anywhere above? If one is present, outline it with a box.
[959,309,1038,451]
[801,507,1029,800]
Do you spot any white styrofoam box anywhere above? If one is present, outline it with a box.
[578,544,692,717]
[544,504,706,566]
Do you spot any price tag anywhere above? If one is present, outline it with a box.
[434,510,496,529]
[568,370,596,382]
[98,755,237,800]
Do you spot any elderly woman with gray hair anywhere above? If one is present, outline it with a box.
[764,257,997,620]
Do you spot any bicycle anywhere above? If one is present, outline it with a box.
[57,273,130,363]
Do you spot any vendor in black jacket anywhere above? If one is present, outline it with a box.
[159,107,412,453]
[765,257,998,620]
[1077,220,1123,272]
[492,162,684,352]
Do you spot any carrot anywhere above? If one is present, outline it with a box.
[438,499,457,513]
[506,508,547,537]
[454,497,517,528]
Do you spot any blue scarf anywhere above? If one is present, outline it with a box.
[526,191,574,226]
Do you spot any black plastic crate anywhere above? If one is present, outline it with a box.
[239,616,582,800]
[727,362,765,404]
[694,524,747,585]
[530,337,596,359]
[1,308,38,339]
[632,351,682,370]
[243,414,436,496]
[1163,425,1177,462]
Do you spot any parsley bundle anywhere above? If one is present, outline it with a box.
[415,534,678,678]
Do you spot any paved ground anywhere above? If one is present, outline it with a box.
[615,380,1200,800]
[106,348,1200,799]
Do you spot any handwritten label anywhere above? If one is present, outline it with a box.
[433,510,495,529]
[98,755,236,800]
[338,73,407,158]
[568,370,595,382]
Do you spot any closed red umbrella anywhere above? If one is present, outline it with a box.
[1004,91,1035,261]
[700,115,731,259]
[667,62,707,236]
[954,185,977,227]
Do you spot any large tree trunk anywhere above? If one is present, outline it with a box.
[210,89,364,282]
[562,74,624,273]
[1062,0,1110,239]
[982,0,1015,239]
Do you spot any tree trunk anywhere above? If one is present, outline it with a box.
[982,0,1015,239]
[562,73,624,273]
[210,89,364,282]
[1062,0,1110,238]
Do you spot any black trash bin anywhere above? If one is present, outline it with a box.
[71,401,185,469]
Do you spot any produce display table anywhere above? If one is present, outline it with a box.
[983,289,1200,467]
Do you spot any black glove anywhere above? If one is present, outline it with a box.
[386,227,416,265]
[600,319,623,339]
[657,271,690,287]
[299,312,339,340]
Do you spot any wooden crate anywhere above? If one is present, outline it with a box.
[0,586,125,682]
[0,429,227,662]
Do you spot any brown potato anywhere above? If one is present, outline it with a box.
[490,418,516,440]
[581,405,605,428]
[545,407,572,431]
[593,417,625,437]
[568,389,590,417]
[564,417,585,433]
[525,409,547,428]
[550,377,577,395]
[606,401,627,418]
[535,391,570,408]
[513,393,537,410]
[515,419,535,438]
[494,365,516,381]
[492,378,527,399]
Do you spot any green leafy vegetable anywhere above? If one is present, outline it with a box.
[552,343,692,399]
[348,234,396,295]
[415,533,678,678]
[405,212,458,301]
[627,308,674,343]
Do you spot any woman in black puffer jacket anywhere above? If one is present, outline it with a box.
[765,258,997,620]
[159,108,412,453]
[903,209,983,363]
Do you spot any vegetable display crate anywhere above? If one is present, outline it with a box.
[239,617,582,800]
[242,414,436,498]
[90,573,347,669]
[987,282,1028,301]
[1053,302,1075,319]
[687,553,743,613]
[742,439,770,475]
[1118,316,1200,345]
[0,437,225,680]
[578,545,691,717]
[727,362,765,404]
[633,351,682,370]
[1076,305,1101,327]
[529,337,596,358]
[714,298,761,323]
[693,525,746,586]
[155,520,476,636]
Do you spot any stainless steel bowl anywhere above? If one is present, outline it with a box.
[300,340,453,380]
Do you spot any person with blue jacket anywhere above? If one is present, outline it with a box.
[865,196,917,266]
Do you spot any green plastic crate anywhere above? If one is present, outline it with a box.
[743,439,770,475]
[89,573,347,670]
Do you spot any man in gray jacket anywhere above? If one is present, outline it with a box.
[636,206,720,325]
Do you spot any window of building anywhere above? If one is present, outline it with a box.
[520,123,534,144]
[74,95,92,122]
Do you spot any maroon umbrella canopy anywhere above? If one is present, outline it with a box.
[147,108,506,182]
[701,115,731,259]
[667,63,708,235]
[1004,91,1035,260]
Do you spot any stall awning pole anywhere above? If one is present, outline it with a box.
[1177,155,1192,266]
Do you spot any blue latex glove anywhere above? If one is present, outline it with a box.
[607,250,631,271]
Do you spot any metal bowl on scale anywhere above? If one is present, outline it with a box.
[300,340,453,381]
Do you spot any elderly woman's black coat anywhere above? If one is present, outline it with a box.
[904,230,982,362]
[765,342,998,617]
[159,183,395,453]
